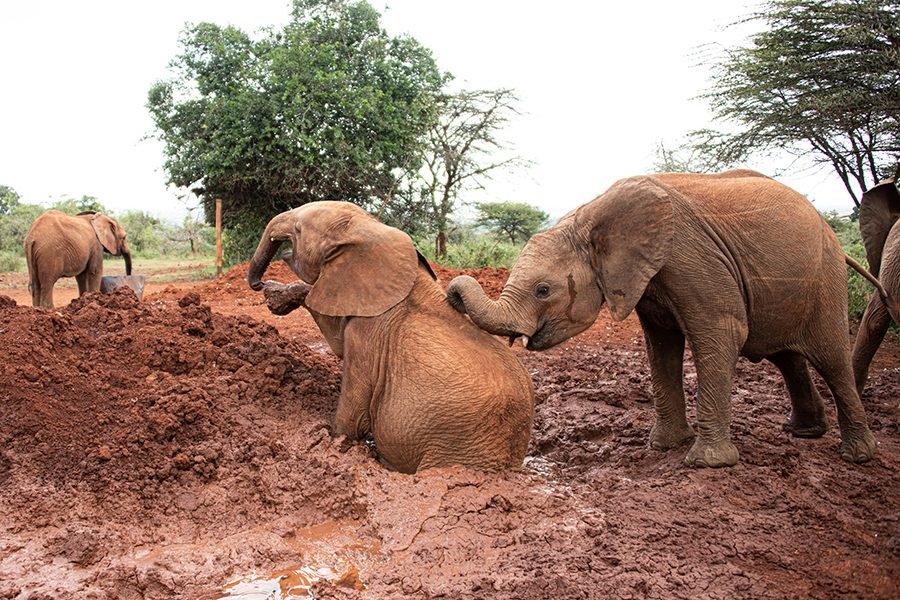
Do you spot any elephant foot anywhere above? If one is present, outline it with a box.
[684,438,739,468]
[649,421,695,450]
[839,429,877,464]
[782,413,828,439]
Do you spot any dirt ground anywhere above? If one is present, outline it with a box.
[0,262,897,599]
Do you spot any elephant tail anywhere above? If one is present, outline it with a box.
[845,254,891,305]
[25,239,36,295]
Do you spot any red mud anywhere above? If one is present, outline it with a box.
[0,264,897,599]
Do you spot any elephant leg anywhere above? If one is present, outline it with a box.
[769,351,827,438]
[86,264,103,293]
[38,274,56,308]
[806,345,877,463]
[76,272,89,297]
[683,321,744,468]
[333,355,372,442]
[639,315,694,449]
[851,295,891,398]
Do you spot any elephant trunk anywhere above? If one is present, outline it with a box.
[248,212,293,291]
[123,248,132,276]
[447,275,536,338]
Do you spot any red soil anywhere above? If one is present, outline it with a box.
[0,264,897,599]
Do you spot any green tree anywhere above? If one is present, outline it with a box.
[119,210,164,256]
[693,0,899,205]
[51,195,107,215]
[475,201,549,244]
[0,185,21,216]
[414,88,525,257]
[168,215,213,257]
[148,0,445,261]
[0,202,44,254]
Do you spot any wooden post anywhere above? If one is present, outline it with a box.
[215,199,223,278]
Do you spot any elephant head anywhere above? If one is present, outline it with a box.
[247,201,421,318]
[448,177,673,349]
[85,212,132,275]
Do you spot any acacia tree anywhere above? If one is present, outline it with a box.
[693,0,899,205]
[414,88,525,256]
[475,201,548,244]
[147,0,445,260]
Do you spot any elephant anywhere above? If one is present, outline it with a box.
[448,170,878,467]
[247,201,534,474]
[24,210,132,308]
[852,178,900,395]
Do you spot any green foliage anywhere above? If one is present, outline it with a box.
[148,0,446,262]
[222,209,270,267]
[417,236,521,270]
[0,250,23,271]
[119,210,164,256]
[695,0,900,203]
[0,202,44,256]
[0,185,21,216]
[50,195,107,215]
[475,201,548,244]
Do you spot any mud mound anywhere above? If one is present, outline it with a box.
[0,288,367,597]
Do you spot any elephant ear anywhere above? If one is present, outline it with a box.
[859,178,900,276]
[585,177,673,321]
[304,213,419,317]
[90,214,120,255]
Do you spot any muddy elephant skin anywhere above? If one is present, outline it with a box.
[248,201,534,474]
[449,170,876,468]
[852,178,900,395]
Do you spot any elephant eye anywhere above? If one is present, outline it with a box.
[535,283,551,298]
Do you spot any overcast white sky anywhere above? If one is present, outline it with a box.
[0,1,856,226]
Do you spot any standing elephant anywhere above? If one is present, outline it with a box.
[24,210,132,308]
[448,170,877,467]
[852,178,900,395]
[247,201,534,474]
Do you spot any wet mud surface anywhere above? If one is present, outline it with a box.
[0,263,897,599]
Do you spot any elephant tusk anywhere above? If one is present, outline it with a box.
[521,336,530,348]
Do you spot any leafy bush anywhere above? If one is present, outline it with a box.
[418,237,521,270]
[222,210,269,267]
[0,250,23,272]
[0,203,44,255]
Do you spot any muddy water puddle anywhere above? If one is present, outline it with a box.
[220,565,340,598]
[216,519,375,599]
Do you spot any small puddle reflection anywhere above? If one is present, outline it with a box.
[220,565,339,599]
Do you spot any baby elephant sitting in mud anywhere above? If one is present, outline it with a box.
[247,202,534,473]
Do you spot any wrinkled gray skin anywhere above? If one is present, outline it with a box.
[247,202,534,474]
[852,179,900,396]
[24,210,132,308]
[449,170,877,468]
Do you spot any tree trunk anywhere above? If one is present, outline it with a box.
[436,230,447,258]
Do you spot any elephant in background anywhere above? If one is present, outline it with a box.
[449,170,877,467]
[247,201,534,474]
[852,178,900,395]
[24,210,132,308]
